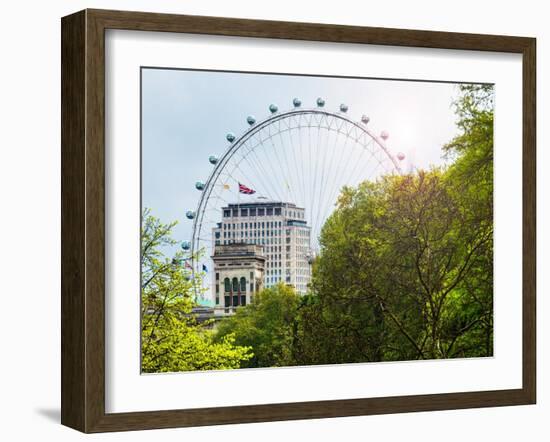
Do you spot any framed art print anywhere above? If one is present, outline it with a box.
[61,9,536,432]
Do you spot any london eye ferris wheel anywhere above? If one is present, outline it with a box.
[181,97,405,304]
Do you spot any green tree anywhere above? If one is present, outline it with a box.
[141,208,252,372]
[214,284,300,368]
[295,84,494,363]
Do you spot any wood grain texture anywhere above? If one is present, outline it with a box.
[61,8,537,433]
[61,10,86,431]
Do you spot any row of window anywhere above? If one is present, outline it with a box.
[223,221,283,229]
[217,295,247,307]
[222,229,283,239]
[223,207,283,218]
[219,238,286,246]
[222,207,306,219]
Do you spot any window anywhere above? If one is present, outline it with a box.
[240,295,246,306]
[215,284,219,294]
[258,208,265,216]
[215,296,219,305]
[215,232,220,239]
[250,208,256,216]
[240,277,246,292]
[241,208,248,216]
[223,209,231,217]
[224,278,231,293]
[224,295,230,307]
[232,277,239,292]
[215,272,219,281]
[275,208,281,215]
[232,208,238,216]
[250,271,253,279]
[267,208,273,216]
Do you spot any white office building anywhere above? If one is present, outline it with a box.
[212,201,312,294]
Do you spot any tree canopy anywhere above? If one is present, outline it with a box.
[212,84,494,368]
[141,209,252,372]
[142,84,494,371]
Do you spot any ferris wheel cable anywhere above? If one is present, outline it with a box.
[313,125,339,238]
[278,117,304,208]
[315,120,354,240]
[262,122,288,198]
[346,138,377,191]
[281,121,306,208]
[329,121,376,208]
[230,134,284,201]
[289,121,308,210]
[266,120,298,206]
[309,122,321,227]
[247,131,288,202]
[308,118,317,222]
[191,108,402,295]
[317,129,364,231]
[282,117,301,207]
[244,146,285,203]
[230,156,278,201]
[311,123,329,238]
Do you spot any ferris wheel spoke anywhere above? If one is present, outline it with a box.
[311,124,329,241]
[347,138,376,188]
[250,130,291,202]
[244,138,285,202]
[285,119,306,208]
[313,125,337,239]
[316,126,353,238]
[192,107,402,300]
[266,121,297,205]
[282,119,306,209]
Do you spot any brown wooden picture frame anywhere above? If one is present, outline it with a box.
[61,8,536,433]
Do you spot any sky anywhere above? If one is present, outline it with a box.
[141,67,463,258]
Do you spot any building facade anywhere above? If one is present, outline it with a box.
[211,243,265,315]
[212,201,311,295]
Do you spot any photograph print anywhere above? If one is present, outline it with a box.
[140,68,494,373]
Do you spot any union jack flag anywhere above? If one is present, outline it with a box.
[238,182,256,194]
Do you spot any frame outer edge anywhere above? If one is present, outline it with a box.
[84,9,108,432]
[522,37,536,404]
[60,8,537,433]
[61,10,87,432]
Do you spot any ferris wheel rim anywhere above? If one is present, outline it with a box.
[189,107,402,290]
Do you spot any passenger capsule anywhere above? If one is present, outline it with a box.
[397,152,405,161]
[316,97,325,107]
[185,210,196,220]
[181,241,191,250]
[226,133,236,142]
[195,181,205,191]
[269,104,278,113]
[208,155,218,165]
[293,98,302,107]
[380,131,389,141]
[361,115,370,124]
[247,115,256,125]
[340,103,348,113]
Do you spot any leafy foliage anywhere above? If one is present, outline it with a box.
[214,84,494,368]
[143,84,494,371]
[214,284,300,368]
[141,209,252,372]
